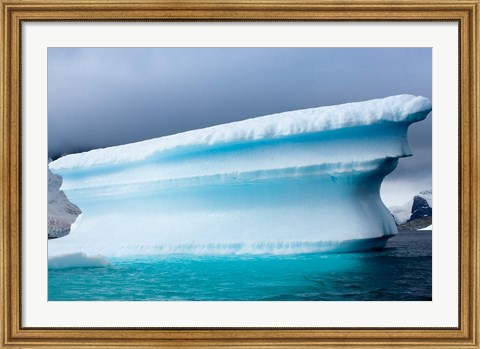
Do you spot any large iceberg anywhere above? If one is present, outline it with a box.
[48,95,431,256]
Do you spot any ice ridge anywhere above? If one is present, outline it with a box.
[50,94,431,171]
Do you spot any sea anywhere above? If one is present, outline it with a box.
[48,230,432,301]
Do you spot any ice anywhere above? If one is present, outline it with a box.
[48,168,82,238]
[390,199,414,225]
[48,95,431,256]
[48,252,110,269]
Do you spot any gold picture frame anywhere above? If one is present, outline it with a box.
[1,1,478,348]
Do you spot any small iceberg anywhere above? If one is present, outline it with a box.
[48,252,110,269]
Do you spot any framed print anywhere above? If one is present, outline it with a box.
[1,1,479,348]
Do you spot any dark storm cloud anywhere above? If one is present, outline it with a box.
[48,48,432,203]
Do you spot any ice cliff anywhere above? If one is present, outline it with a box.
[48,94,431,256]
[48,167,82,239]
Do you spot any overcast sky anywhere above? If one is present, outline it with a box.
[48,48,432,206]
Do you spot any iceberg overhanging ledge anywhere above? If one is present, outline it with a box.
[48,94,432,257]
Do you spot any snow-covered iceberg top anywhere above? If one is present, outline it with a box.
[50,94,431,171]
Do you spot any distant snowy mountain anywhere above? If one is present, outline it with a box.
[389,190,432,230]
[48,166,82,239]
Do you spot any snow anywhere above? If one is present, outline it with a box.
[420,225,432,231]
[389,189,432,225]
[389,199,414,225]
[48,252,110,269]
[48,95,431,256]
[418,189,432,207]
[50,95,431,171]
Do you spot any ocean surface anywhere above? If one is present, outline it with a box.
[48,230,431,301]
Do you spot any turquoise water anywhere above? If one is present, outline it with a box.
[48,231,431,301]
